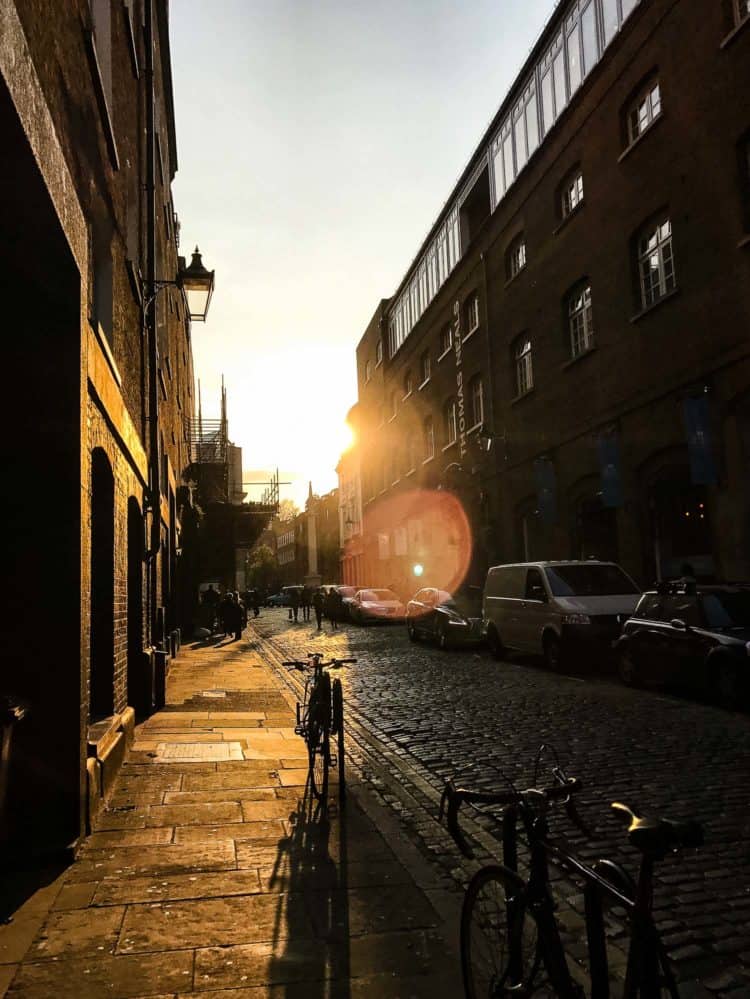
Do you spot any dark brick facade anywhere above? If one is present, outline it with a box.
[352,0,750,596]
[2,0,198,854]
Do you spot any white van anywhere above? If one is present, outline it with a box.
[483,561,641,670]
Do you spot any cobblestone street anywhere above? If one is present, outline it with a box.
[253,608,750,996]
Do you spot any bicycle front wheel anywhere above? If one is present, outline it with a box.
[461,865,538,998]
[308,719,329,802]
[331,677,345,803]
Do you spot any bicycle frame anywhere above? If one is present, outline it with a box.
[500,803,679,998]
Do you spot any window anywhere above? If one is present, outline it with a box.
[626,79,661,146]
[444,399,457,445]
[568,284,595,357]
[403,371,413,398]
[464,294,479,336]
[515,338,533,396]
[423,417,435,460]
[561,169,584,218]
[375,340,383,366]
[733,0,750,25]
[469,377,484,428]
[419,350,430,386]
[506,235,527,279]
[390,391,399,419]
[439,324,453,357]
[638,217,676,308]
[365,359,372,383]
[408,433,420,472]
[581,2,599,76]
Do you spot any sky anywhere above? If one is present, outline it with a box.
[170,0,553,510]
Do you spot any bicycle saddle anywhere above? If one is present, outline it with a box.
[612,802,703,856]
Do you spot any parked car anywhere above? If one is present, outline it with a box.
[266,592,288,607]
[615,580,750,704]
[350,588,405,625]
[406,587,483,649]
[483,560,641,670]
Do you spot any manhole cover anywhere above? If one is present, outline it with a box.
[154,742,244,762]
[200,689,227,698]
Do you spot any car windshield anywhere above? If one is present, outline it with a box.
[701,591,750,628]
[545,564,639,597]
[364,589,398,601]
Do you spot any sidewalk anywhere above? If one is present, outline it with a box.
[0,628,462,998]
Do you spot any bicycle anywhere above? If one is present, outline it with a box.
[282,653,355,806]
[440,750,703,998]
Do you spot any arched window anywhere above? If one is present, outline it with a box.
[625,77,661,147]
[568,283,594,357]
[444,398,457,445]
[469,376,484,427]
[506,234,527,280]
[514,337,533,396]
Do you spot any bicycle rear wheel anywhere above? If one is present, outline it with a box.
[461,865,538,998]
[307,673,331,802]
[331,677,345,803]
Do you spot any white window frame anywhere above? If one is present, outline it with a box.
[561,170,584,217]
[423,417,435,461]
[638,217,676,309]
[438,324,453,360]
[507,236,527,279]
[419,350,431,387]
[470,377,484,428]
[444,400,457,446]
[463,294,480,339]
[515,338,534,396]
[568,284,595,357]
[626,79,661,146]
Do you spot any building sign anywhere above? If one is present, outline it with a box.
[452,300,467,459]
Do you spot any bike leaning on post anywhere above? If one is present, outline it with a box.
[282,653,355,806]
[440,748,703,998]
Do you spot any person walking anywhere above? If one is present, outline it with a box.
[289,587,300,623]
[312,587,324,631]
[301,586,312,622]
[226,592,243,641]
[325,587,339,631]
[218,590,234,637]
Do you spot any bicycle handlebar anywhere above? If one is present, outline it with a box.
[439,775,583,859]
[281,657,357,669]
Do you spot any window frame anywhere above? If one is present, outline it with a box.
[625,77,662,148]
[469,376,484,429]
[463,293,480,339]
[403,371,414,399]
[637,215,676,310]
[568,283,595,358]
[438,324,454,360]
[560,168,585,219]
[506,234,527,280]
[364,359,372,383]
[423,416,435,462]
[443,398,458,447]
[375,340,383,367]
[515,337,534,397]
[419,350,431,387]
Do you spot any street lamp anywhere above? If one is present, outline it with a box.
[180,247,215,322]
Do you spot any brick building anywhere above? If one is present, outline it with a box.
[2,1,209,856]
[351,0,750,597]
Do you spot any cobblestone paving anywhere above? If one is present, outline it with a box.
[252,609,750,997]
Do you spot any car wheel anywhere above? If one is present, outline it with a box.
[487,625,505,661]
[437,620,450,651]
[618,648,640,687]
[407,619,419,642]
[543,634,564,672]
[715,658,739,708]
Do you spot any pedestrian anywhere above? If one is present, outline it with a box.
[312,587,324,631]
[301,586,312,622]
[289,586,300,623]
[325,587,340,631]
[218,590,234,637]
[226,592,243,641]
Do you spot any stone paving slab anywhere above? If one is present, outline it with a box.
[172,821,286,845]
[90,870,263,907]
[162,789,276,805]
[63,843,237,882]
[145,802,244,827]
[7,951,194,998]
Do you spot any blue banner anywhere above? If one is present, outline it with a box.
[533,457,557,525]
[597,433,622,508]
[683,396,717,486]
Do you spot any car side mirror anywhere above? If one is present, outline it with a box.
[670,618,688,631]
